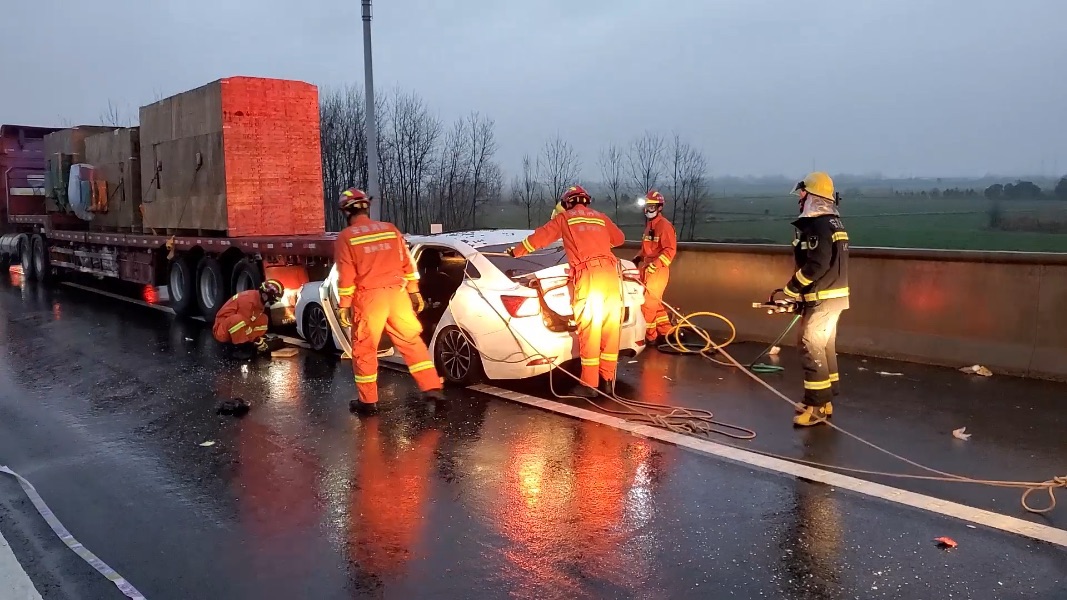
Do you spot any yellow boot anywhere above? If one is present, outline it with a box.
[793,404,830,427]
[795,401,832,417]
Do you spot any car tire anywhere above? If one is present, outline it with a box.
[302,302,334,352]
[168,254,197,317]
[434,325,484,386]
[230,258,263,294]
[196,256,229,321]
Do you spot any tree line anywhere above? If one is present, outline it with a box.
[319,85,503,233]
[511,131,712,241]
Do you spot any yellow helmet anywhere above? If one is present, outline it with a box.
[793,172,834,200]
[551,202,564,218]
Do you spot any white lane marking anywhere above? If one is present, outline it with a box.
[0,529,44,600]
[469,383,1067,549]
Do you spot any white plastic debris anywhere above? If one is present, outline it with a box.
[959,364,993,377]
[877,371,903,377]
[952,427,972,441]
[199,440,216,447]
[768,346,781,356]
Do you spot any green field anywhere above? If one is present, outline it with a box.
[480,196,1067,252]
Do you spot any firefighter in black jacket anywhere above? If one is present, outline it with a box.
[780,172,849,427]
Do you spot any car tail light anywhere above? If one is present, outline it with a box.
[501,295,539,318]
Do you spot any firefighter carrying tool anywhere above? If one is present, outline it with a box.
[212,280,284,356]
[334,188,444,415]
[633,190,677,347]
[778,172,849,427]
[508,185,626,398]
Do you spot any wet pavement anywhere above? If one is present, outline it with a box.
[1,276,1066,599]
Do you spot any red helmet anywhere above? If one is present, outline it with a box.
[643,190,665,207]
[560,185,592,207]
[338,187,372,212]
[259,279,284,304]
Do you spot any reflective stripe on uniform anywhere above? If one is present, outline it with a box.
[655,316,670,324]
[338,285,355,296]
[402,272,419,281]
[829,373,840,382]
[832,232,849,242]
[521,238,535,253]
[795,270,813,286]
[804,379,833,390]
[802,287,849,302]
[348,231,398,245]
[567,217,605,227]
[253,325,268,332]
[355,373,378,384]
[580,357,599,366]
[783,287,800,299]
[646,323,657,330]
[600,352,618,362]
[408,360,435,374]
[228,321,247,334]
[658,254,672,267]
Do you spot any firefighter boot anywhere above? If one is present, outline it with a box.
[598,379,616,397]
[349,399,379,415]
[421,389,445,402]
[571,384,598,399]
[793,404,830,427]
[795,401,833,417]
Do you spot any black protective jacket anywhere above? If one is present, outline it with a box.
[784,213,849,308]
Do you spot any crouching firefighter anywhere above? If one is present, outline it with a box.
[508,185,626,398]
[334,188,444,415]
[779,172,849,427]
[633,190,677,347]
[212,280,284,357]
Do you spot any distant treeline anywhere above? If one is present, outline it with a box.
[884,177,1067,200]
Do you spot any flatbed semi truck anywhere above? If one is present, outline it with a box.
[0,77,337,325]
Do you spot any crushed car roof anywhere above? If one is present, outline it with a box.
[407,229,535,249]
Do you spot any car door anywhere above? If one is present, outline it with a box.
[319,264,396,359]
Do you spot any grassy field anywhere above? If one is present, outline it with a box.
[480,196,1067,253]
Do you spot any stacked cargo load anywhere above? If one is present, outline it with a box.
[43,126,114,214]
[138,76,325,237]
[85,127,142,231]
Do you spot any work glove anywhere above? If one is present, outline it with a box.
[409,291,426,314]
[254,337,269,353]
[338,307,353,328]
[506,246,516,257]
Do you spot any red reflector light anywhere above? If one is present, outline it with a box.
[500,295,539,318]
[143,285,159,304]
[636,339,645,346]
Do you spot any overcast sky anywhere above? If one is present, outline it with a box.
[3,0,1065,179]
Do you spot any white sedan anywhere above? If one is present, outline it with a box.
[294,229,648,384]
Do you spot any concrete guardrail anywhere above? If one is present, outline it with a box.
[616,242,1067,381]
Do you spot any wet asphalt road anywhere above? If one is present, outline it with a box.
[0,276,1066,599]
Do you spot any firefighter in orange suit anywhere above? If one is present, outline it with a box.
[334,188,444,414]
[633,190,677,347]
[212,280,284,356]
[508,185,626,397]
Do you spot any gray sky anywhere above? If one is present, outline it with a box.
[3,0,1065,178]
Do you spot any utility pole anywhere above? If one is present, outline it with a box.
[362,0,381,220]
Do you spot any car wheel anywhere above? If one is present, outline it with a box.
[434,325,484,385]
[303,302,334,352]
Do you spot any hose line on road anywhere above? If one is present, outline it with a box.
[660,300,1066,515]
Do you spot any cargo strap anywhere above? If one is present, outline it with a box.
[0,465,146,599]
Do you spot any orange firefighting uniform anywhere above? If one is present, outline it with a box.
[212,290,270,345]
[335,214,442,405]
[512,205,626,387]
[636,213,677,342]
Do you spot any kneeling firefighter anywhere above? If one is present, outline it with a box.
[212,280,284,355]
[633,190,677,347]
[334,188,444,415]
[508,185,626,397]
[778,172,849,427]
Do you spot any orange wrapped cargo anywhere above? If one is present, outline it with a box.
[138,76,324,237]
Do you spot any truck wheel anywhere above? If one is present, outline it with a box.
[168,255,197,317]
[32,235,53,284]
[196,256,229,321]
[20,237,37,281]
[230,258,263,293]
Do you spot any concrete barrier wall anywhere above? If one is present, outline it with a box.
[616,242,1067,381]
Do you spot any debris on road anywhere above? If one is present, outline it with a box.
[877,371,903,377]
[198,440,216,447]
[271,347,299,359]
[934,536,958,549]
[960,364,993,377]
[952,427,972,441]
[217,397,250,416]
[768,346,781,356]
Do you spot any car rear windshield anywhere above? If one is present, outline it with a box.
[479,242,567,279]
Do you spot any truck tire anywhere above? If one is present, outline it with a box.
[32,235,53,284]
[20,236,37,281]
[168,255,197,317]
[230,258,263,293]
[196,256,229,321]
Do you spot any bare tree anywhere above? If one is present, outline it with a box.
[378,89,442,232]
[597,144,626,221]
[537,135,582,207]
[626,131,666,197]
[666,133,711,241]
[512,155,542,227]
[99,99,133,127]
[319,84,368,231]
[425,111,501,230]
[463,112,498,228]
